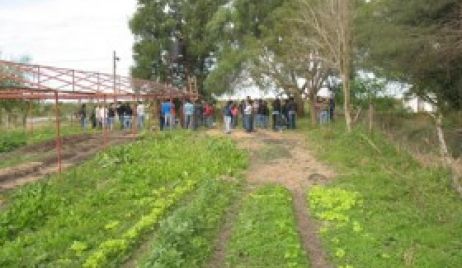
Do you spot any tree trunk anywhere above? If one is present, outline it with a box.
[339,0,353,133]
[309,91,317,127]
[342,73,353,132]
[434,113,462,196]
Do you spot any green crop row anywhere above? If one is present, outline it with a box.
[140,178,241,268]
[308,186,362,268]
[226,185,310,268]
[83,180,197,268]
[0,132,247,267]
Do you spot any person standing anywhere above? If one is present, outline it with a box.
[262,101,269,129]
[107,103,115,130]
[223,101,233,134]
[272,98,281,131]
[282,99,289,129]
[231,103,239,129]
[123,103,133,130]
[252,98,259,131]
[90,105,97,129]
[99,104,107,129]
[193,100,203,130]
[158,101,164,131]
[136,101,145,129]
[239,100,245,128]
[287,97,297,129]
[95,105,102,129]
[170,100,177,128]
[329,90,335,122]
[161,99,172,130]
[116,102,124,129]
[183,99,194,129]
[244,100,253,133]
[78,104,87,129]
[203,102,214,128]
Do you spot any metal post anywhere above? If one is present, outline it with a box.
[132,96,137,138]
[37,66,41,89]
[103,95,108,148]
[54,91,62,174]
[113,51,120,103]
[28,100,34,134]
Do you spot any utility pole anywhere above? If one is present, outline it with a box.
[113,51,120,101]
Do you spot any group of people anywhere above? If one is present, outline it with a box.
[77,94,334,134]
[159,99,216,131]
[77,102,145,130]
[222,96,298,134]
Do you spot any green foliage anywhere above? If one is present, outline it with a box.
[308,186,362,267]
[0,131,27,153]
[226,185,310,268]
[0,124,83,154]
[141,178,240,268]
[130,0,227,92]
[83,180,197,268]
[204,0,290,94]
[306,123,462,267]
[0,132,247,267]
[356,0,462,111]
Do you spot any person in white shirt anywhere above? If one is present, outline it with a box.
[136,102,145,129]
[244,100,253,133]
[95,105,101,128]
[99,105,107,128]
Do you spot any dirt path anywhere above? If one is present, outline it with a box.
[207,129,334,268]
[0,132,136,191]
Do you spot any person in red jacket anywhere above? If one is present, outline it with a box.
[203,102,215,128]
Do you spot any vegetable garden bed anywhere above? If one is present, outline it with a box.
[0,131,247,267]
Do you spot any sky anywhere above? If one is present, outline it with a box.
[0,0,137,76]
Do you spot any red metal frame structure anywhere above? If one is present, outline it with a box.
[0,59,197,173]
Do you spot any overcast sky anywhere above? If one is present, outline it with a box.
[0,0,136,76]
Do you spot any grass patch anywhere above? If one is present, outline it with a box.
[0,123,85,154]
[305,123,462,267]
[0,131,247,267]
[226,185,310,268]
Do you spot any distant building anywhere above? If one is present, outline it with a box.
[403,97,436,113]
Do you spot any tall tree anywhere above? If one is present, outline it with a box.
[130,0,226,94]
[357,0,462,194]
[293,0,355,131]
[204,0,289,95]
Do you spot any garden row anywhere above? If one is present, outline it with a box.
[0,132,247,267]
[132,184,310,268]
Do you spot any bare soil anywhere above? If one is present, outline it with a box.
[207,129,334,268]
[0,132,136,191]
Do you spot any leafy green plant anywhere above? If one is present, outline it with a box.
[0,132,247,267]
[226,186,309,268]
[308,186,362,267]
[140,178,240,268]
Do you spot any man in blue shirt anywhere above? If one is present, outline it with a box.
[183,99,194,129]
[161,99,173,130]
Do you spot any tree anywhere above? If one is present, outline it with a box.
[130,0,226,94]
[293,0,355,131]
[205,0,331,122]
[356,0,462,195]
[0,55,34,128]
[204,0,288,96]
